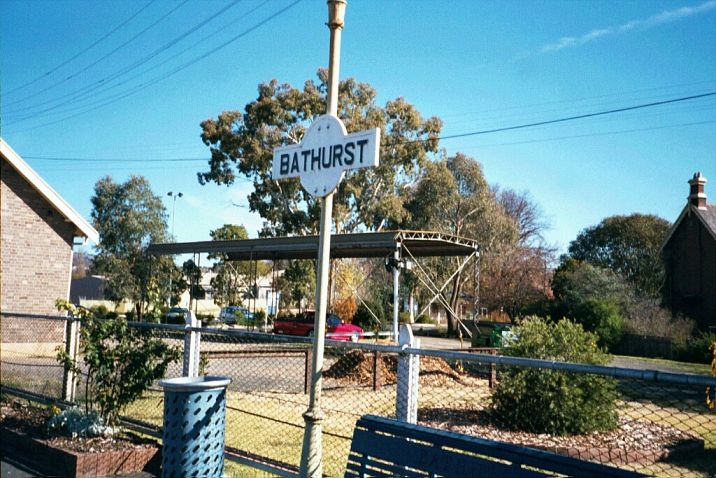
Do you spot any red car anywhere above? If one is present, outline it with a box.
[273,312,363,342]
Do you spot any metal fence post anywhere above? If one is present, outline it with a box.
[396,324,419,423]
[372,350,382,392]
[62,317,80,402]
[183,311,201,377]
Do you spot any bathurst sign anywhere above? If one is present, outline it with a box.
[272,114,380,197]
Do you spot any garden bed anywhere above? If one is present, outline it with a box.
[0,397,160,477]
[419,404,704,466]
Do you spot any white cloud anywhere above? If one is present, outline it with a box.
[541,0,716,53]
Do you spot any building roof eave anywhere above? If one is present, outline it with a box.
[1,138,99,245]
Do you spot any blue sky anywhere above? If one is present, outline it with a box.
[2,0,715,255]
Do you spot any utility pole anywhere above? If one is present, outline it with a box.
[167,191,183,306]
[299,2,346,477]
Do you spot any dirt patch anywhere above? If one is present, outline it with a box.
[0,396,156,453]
[324,350,467,387]
[419,404,704,466]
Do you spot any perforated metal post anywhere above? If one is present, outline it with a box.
[396,324,420,423]
[183,311,201,377]
[160,376,231,478]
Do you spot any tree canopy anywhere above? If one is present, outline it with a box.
[208,224,270,307]
[90,175,174,319]
[198,70,441,236]
[566,213,670,297]
[401,153,518,335]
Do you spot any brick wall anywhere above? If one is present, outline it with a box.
[1,159,75,318]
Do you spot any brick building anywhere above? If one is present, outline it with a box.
[1,139,98,316]
[662,172,716,330]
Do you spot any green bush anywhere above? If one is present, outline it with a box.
[90,305,109,319]
[56,301,180,426]
[353,301,386,331]
[491,318,619,436]
[575,298,623,349]
[674,331,716,364]
[398,311,411,324]
[415,314,434,324]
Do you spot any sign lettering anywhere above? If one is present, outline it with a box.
[272,115,380,197]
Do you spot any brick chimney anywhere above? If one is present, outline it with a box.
[688,172,707,209]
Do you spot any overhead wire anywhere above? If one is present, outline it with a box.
[21,93,716,169]
[9,0,191,109]
[439,79,716,120]
[4,0,304,133]
[3,0,157,96]
[423,92,716,145]
[7,0,272,123]
[5,0,243,112]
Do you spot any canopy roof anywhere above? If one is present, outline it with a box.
[147,230,479,261]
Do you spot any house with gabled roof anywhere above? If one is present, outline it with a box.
[662,172,716,330]
[1,138,98,317]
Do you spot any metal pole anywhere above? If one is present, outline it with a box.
[167,191,182,306]
[392,243,400,342]
[299,2,345,477]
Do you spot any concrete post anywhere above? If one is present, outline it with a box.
[183,311,201,378]
[396,324,420,423]
[392,244,401,342]
[62,317,80,402]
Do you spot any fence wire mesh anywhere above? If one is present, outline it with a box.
[1,313,67,399]
[1,313,714,477]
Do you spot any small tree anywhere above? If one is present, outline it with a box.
[56,300,180,426]
[334,296,358,323]
[491,318,619,435]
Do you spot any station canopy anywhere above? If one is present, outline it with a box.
[147,230,479,261]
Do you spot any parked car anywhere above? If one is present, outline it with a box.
[219,306,253,324]
[273,312,363,342]
[164,307,190,324]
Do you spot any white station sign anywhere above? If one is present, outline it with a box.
[272,115,380,197]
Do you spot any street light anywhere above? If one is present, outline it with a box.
[167,191,183,240]
[167,192,183,306]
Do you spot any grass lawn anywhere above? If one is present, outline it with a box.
[611,354,712,375]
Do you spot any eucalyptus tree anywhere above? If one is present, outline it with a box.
[403,153,518,335]
[198,69,442,236]
[90,175,176,319]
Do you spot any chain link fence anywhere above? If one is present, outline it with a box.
[1,312,714,477]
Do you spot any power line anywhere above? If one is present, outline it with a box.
[5,0,304,134]
[439,80,716,120]
[25,156,207,162]
[7,1,190,109]
[7,0,272,123]
[22,114,715,166]
[430,92,716,144]
[5,0,243,112]
[3,0,157,96]
[457,120,716,149]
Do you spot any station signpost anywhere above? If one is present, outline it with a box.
[271,2,380,476]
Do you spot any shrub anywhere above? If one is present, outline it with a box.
[254,310,266,323]
[491,318,619,436]
[47,407,114,438]
[575,298,623,349]
[334,296,358,323]
[398,311,411,324]
[415,314,434,325]
[674,331,716,364]
[56,300,180,426]
[622,296,694,344]
[353,301,386,331]
[90,305,109,318]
